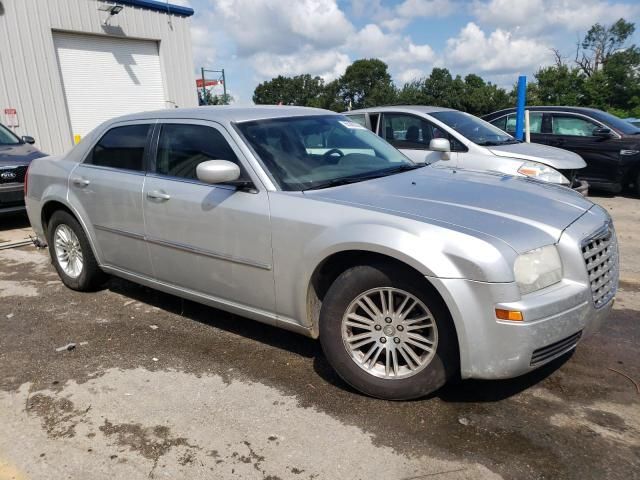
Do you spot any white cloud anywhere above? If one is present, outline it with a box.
[445,22,552,75]
[472,0,640,34]
[251,48,351,81]
[397,68,426,84]
[212,0,354,56]
[350,24,435,67]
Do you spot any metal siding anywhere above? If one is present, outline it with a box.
[0,0,197,155]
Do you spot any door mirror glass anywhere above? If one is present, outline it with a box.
[592,127,613,138]
[21,135,36,144]
[429,138,451,152]
[196,160,241,184]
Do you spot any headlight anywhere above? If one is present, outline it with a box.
[517,161,569,185]
[514,245,562,295]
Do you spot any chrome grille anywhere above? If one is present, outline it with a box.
[0,165,27,184]
[581,223,618,308]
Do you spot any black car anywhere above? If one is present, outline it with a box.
[0,122,46,215]
[482,106,640,194]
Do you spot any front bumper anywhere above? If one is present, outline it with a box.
[0,183,26,213]
[432,277,612,380]
[429,204,617,380]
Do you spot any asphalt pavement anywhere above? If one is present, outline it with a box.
[0,194,638,480]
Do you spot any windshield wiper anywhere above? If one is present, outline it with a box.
[477,139,520,146]
[303,164,424,191]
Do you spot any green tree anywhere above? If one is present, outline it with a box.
[253,74,326,106]
[339,58,396,109]
[531,65,585,105]
[199,90,233,105]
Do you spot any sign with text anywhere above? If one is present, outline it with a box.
[3,108,18,128]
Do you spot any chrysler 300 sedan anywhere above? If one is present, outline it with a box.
[25,106,618,400]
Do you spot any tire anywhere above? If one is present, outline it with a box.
[319,263,458,400]
[635,171,640,198]
[47,210,107,291]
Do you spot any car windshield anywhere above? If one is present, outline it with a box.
[0,123,21,145]
[236,115,420,191]
[594,110,640,135]
[430,110,517,146]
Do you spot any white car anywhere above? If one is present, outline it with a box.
[346,106,588,193]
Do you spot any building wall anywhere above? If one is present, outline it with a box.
[0,0,197,155]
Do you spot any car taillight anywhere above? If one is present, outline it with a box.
[24,164,30,197]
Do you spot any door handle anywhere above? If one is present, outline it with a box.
[147,190,171,201]
[71,176,90,187]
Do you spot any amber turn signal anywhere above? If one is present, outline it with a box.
[495,309,524,321]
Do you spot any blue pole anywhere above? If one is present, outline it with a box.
[514,75,527,141]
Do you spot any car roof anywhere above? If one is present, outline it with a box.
[484,106,608,118]
[107,105,338,125]
[347,105,459,115]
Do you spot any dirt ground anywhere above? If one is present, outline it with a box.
[0,194,638,480]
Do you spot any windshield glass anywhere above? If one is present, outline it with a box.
[594,110,640,135]
[0,123,21,145]
[430,110,516,146]
[236,115,417,191]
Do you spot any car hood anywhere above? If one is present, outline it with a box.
[0,143,46,167]
[305,167,594,254]
[488,142,586,170]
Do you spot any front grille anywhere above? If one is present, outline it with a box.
[0,165,27,184]
[531,331,582,366]
[581,223,619,308]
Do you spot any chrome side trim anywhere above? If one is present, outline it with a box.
[145,235,272,270]
[94,224,145,241]
[93,224,272,271]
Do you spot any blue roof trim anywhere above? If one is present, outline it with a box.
[114,0,195,17]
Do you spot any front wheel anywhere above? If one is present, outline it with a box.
[47,210,107,291]
[319,263,458,400]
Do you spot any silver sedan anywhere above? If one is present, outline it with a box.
[25,106,618,400]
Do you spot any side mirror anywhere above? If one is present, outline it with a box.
[429,138,451,160]
[22,136,35,144]
[592,127,613,138]
[196,160,241,185]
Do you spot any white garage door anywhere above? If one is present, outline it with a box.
[54,32,166,142]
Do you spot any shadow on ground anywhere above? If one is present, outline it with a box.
[106,275,567,402]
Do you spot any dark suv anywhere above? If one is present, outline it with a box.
[483,106,640,194]
[1,122,46,215]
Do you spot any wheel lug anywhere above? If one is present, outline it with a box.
[385,317,392,323]
[374,325,382,331]
[380,337,387,343]
[397,325,404,331]
[393,337,400,344]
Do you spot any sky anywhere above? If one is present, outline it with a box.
[171,0,640,105]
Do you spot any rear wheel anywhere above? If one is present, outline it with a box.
[47,210,106,291]
[319,263,458,400]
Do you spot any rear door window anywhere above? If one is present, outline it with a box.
[503,112,543,134]
[87,124,151,171]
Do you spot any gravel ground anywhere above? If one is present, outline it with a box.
[0,194,638,480]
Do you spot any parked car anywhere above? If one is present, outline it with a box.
[0,122,45,215]
[345,106,588,193]
[25,106,617,400]
[624,118,640,128]
[483,107,640,194]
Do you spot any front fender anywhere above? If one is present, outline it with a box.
[284,221,516,332]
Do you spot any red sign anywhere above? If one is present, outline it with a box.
[3,108,18,127]
[196,79,223,88]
